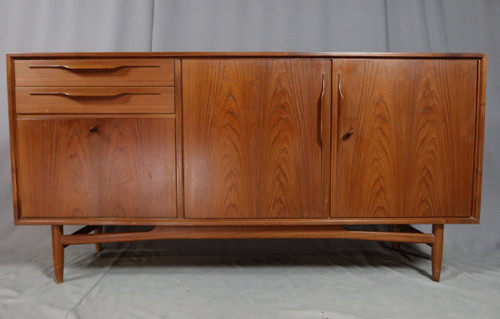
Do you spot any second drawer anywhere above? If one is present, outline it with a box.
[16,87,175,114]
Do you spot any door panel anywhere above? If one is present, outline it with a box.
[183,59,331,218]
[17,118,177,219]
[334,59,477,218]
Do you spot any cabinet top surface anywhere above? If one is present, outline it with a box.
[6,52,486,59]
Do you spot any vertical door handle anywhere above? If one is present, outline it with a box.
[337,73,355,141]
[319,72,327,206]
[338,72,344,100]
[337,72,352,142]
[319,72,325,146]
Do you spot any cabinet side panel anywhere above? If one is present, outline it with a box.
[7,56,20,222]
[335,59,477,218]
[17,118,176,219]
[472,56,487,221]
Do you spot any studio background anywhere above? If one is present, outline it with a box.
[0,1,499,318]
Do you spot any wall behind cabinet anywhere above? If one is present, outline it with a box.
[0,0,498,258]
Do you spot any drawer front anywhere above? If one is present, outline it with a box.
[16,87,174,114]
[15,58,174,87]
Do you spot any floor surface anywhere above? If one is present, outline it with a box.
[1,224,499,319]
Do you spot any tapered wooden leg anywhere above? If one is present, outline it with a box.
[51,225,64,284]
[392,225,400,250]
[94,226,103,252]
[431,224,444,282]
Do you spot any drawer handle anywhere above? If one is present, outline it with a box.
[28,65,160,71]
[29,92,160,98]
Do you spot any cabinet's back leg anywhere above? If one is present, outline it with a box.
[51,225,64,284]
[392,225,401,250]
[431,224,444,282]
[94,226,103,252]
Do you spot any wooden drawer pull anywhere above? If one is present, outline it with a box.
[29,92,160,98]
[28,64,160,71]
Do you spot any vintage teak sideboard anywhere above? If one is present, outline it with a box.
[6,52,486,283]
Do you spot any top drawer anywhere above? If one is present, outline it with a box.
[14,58,174,87]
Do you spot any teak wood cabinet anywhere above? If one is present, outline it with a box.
[6,52,486,283]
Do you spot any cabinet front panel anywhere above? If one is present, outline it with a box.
[16,118,177,219]
[183,59,331,218]
[334,59,477,218]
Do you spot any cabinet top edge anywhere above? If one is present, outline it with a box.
[6,52,486,59]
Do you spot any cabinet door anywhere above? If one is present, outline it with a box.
[334,59,477,218]
[183,59,331,218]
[16,118,177,219]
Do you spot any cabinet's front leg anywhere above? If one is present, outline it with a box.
[51,225,64,284]
[431,224,444,282]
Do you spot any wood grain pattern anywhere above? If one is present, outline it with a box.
[7,53,486,226]
[334,59,477,218]
[16,118,177,218]
[183,59,331,218]
[15,58,174,87]
[15,87,174,114]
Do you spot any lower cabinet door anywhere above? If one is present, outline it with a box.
[16,118,177,219]
[334,59,478,218]
[183,59,332,218]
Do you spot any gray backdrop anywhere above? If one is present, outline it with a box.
[0,1,499,318]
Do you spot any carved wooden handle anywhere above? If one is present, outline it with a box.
[338,72,353,142]
[29,64,160,71]
[338,72,344,99]
[319,72,325,146]
[29,92,160,98]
